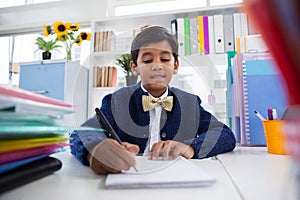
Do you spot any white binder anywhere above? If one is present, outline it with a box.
[223,15,234,52]
[213,15,224,53]
[208,16,215,54]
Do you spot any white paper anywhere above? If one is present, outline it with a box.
[105,156,216,189]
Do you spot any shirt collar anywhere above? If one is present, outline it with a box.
[140,83,168,100]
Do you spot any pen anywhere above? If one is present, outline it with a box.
[94,108,138,172]
[267,108,273,120]
[254,110,266,121]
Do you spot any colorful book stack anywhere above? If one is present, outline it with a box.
[0,85,73,193]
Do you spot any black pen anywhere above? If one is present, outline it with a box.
[94,108,138,172]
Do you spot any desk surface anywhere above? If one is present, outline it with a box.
[0,146,298,200]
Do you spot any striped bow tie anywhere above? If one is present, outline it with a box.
[142,95,173,112]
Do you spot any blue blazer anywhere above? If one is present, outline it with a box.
[70,83,236,165]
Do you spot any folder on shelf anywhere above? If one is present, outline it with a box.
[203,16,210,54]
[197,15,204,54]
[223,15,234,52]
[176,18,185,57]
[189,17,199,55]
[105,156,215,189]
[213,15,224,53]
[208,16,215,54]
[183,18,191,56]
[0,156,62,194]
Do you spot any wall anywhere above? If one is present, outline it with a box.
[0,0,107,36]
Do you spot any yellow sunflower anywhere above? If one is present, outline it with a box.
[76,32,91,46]
[66,23,81,31]
[43,25,52,37]
[53,21,68,37]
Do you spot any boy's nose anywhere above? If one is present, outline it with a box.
[151,64,163,70]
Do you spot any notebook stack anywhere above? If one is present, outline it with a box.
[0,85,74,193]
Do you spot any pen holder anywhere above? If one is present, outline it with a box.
[262,120,288,155]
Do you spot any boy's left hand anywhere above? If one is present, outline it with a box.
[149,140,194,160]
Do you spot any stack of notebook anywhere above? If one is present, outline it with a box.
[0,85,73,193]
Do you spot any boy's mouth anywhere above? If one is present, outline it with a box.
[150,75,166,79]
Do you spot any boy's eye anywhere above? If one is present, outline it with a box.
[161,58,170,62]
[143,59,152,64]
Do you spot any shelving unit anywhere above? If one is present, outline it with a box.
[88,4,241,120]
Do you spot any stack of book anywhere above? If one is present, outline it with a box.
[0,85,73,193]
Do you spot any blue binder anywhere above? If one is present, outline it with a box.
[241,59,288,145]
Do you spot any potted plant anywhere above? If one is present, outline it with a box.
[35,37,61,60]
[115,53,137,85]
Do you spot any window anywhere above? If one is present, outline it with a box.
[0,0,60,8]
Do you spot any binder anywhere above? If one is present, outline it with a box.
[176,18,185,57]
[197,16,204,54]
[241,58,288,145]
[203,16,210,54]
[240,13,249,53]
[213,15,224,53]
[208,16,215,54]
[189,17,199,55]
[233,13,242,52]
[183,18,191,56]
[223,15,234,52]
[170,19,178,40]
[0,156,62,194]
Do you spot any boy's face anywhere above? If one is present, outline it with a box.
[130,40,179,97]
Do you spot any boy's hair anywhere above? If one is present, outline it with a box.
[130,26,178,66]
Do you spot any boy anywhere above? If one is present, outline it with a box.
[70,26,236,174]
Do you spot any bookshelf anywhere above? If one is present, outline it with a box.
[88,4,243,119]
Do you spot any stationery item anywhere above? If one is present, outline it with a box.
[254,110,266,121]
[241,57,288,145]
[94,108,138,172]
[203,16,210,54]
[262,120,288,155]
[208,16,215,54]
[183,18,191,56]
[267,108,273,120]
[197,15,204,54]
[176,18,185,56]
[105,156,216,189]
[223,14,234,52]
[0,156,62,194]
[213,15,224,53]
[189,17,199,55]
[233,13,242,52]
[0,137,70,153]
[0,85,73,117]
[0,143,69,165]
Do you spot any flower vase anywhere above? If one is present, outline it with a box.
[66,49,72,61]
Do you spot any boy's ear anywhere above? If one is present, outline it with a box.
[130,61,139,76]
[173,60,179,74]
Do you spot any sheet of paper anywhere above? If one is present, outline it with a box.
[105,156,216,189]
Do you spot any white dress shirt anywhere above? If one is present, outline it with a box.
[141,84,168,156]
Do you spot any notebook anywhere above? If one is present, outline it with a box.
[241,58,288,145]
[105,156,216,189]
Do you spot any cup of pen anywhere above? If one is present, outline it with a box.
[262,120,288,155]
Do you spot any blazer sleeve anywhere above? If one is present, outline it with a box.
[69,113,108,166]
[189,98,236,159]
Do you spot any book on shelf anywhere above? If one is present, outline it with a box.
[94,30,115,52]
[94,66,117,87]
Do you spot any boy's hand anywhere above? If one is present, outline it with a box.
[149,140,194,160]
[88,138,139,174]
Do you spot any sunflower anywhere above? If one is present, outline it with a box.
[76,32,91,46]
[43,25,52,37]
[53,21,68,37]
[66,23,81,31]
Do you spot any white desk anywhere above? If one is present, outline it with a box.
[0,147,298,200]
[216,146,298,200]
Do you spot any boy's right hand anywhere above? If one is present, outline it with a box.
[88,138,139,175]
